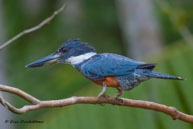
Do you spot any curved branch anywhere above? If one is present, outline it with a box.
[0,3,66,50]
[0,84,193,123]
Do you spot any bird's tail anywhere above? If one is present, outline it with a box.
[148,71,183,80]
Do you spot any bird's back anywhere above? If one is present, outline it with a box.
[79,53,152,80]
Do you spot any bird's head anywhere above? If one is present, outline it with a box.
[26,39,96,68]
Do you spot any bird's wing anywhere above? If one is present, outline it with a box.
[80,53,148,80]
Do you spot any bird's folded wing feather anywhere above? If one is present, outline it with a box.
[80,53,146,80]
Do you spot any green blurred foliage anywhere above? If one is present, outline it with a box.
[2,0,193,129]
[155,0,193,45]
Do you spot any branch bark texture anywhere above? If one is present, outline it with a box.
[0,84,193,124]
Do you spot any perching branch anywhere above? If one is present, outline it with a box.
[0,3,66,50]
[0,84,193,123]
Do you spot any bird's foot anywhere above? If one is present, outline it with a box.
[114,96,123,104]
[96,94,109,106]
[113,88,123,104]
[97,93,108,98]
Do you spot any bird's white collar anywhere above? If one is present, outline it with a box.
[66,52,96,65]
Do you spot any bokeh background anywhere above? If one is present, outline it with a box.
[0,0,193,129]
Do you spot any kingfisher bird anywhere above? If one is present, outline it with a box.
[26,39,183,98]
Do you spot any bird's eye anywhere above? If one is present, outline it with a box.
[59,48,67,53]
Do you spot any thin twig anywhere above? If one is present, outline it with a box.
[0,3,66,50]
[0,84,193,123]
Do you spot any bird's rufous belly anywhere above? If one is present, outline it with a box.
[92,76,120,88]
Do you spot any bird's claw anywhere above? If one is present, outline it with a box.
[114,96,123,104]
[96,94,109,106]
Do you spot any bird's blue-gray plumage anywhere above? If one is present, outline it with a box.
[76,53,182,91]
[77,53,146,80]
[116,69,182,91]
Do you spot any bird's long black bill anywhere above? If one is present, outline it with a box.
[26,53,60,68]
